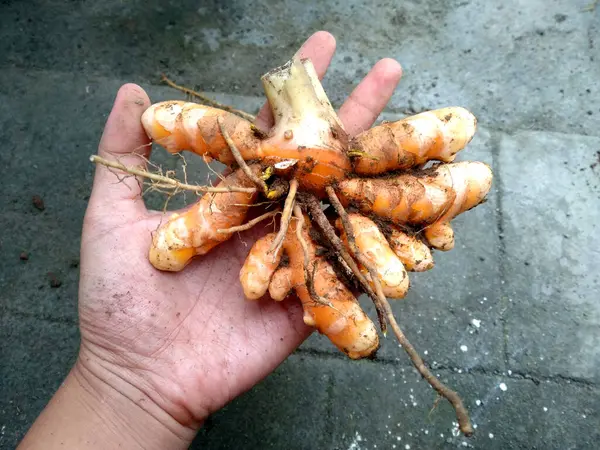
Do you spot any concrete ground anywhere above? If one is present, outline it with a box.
[1,0,599,448]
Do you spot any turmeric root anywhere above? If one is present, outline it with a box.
[385,226,434,272]
[423,222,455,251]
[349,107,477,175]
[141,100,260,165]
[239,233,283,300]
[283,212,379,359]
[268,266,294,301]
[96,50,495,437]
[149,165,260,271]
[336,213,410,299]
[336,161,493,250]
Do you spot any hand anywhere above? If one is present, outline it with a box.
[19,31,402,449]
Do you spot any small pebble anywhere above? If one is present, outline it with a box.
[489,433,494,439]
[460,345,468,352]
[48,272,62,288]
[20,252,29,261]
[499,383,507,391]
[32,195,45,211]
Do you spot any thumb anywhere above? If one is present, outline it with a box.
[88,83,152,219]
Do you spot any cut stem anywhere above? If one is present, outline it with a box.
[90,155,256,194]
[161,73,256,122]
[217,211,279,234]
[269,178,298,261]
[261,57,344,130]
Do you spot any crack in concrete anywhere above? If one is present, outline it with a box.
[294,348,598,389]
[489,130,510,369]
[5,306,596,389]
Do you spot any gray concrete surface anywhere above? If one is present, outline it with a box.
[1,0,599,449]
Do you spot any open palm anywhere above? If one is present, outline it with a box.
[77,31,403,430]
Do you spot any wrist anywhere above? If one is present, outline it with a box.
[19,354,197,450]
[72,352,198,449]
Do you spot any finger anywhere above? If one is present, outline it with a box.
[338,58,403,136]
[254,31,337,129]
[90,83,152,212]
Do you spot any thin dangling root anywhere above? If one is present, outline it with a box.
[326,186,473,436]
[300,193,387,334]
[217,210,280,234]
[160,73,256,122]
[383,300,473,436]
[269,179,299,262]
[217,116,274,197]
[90,155,257,194]
[428,395,443,420]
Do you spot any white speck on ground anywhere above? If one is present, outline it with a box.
[471,319,481,328]
[405,445,410,449]
[489,433,494,439]
[499,383,508,391]
[508,370,512,375]
[451,422,460,437]
[348,432,363,450]
[476,399,482,406]
[460,345,468,352]
[543,407,548,412]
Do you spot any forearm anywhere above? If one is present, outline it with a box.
[18,359,196,450]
